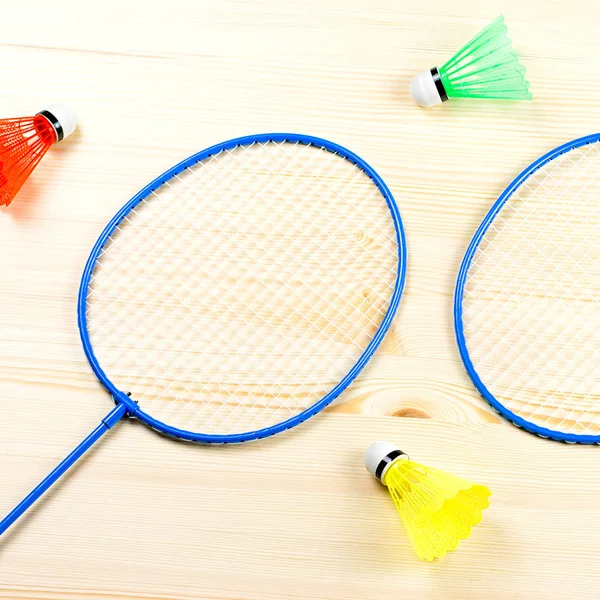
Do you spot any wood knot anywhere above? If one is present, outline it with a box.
[391,407,431,419]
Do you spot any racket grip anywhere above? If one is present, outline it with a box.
[0,402,128,537]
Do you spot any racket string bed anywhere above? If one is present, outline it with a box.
[459,139,600,439]
[86,140,400,437]
[0,134,406,537]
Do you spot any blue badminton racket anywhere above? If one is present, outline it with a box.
[0,133,406,535]
[455,134,600,443]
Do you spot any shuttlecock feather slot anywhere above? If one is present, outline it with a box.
[364,441,490,560]
[410,15,532,107]
[0,104,77,206]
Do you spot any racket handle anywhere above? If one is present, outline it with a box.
[0,402,127,537]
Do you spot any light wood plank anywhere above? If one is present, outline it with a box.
[1,0,600,597]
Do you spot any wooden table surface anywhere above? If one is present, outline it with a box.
[2,1,600,598]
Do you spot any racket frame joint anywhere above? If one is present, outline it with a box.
[111,391,140,418]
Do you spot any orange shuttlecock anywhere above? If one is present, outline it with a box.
[0,104,76,206]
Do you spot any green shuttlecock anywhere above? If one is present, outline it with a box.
[410,15,532,107]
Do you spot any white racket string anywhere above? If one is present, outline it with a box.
[462,142,600,436]
[86,141,399,436]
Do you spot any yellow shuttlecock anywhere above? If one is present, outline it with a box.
[364,441,490,561]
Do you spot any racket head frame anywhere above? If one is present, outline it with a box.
[454,132,600,444]
[78,133,407,444]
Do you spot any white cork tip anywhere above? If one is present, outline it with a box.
[409,70,443,107]
[44,103,77,140]
[364,441,402,479]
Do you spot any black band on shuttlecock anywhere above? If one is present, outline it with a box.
[37,110,64,142]
[430,67,448,102]
[375,449,406,481]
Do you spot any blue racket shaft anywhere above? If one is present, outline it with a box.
[0,403,127,535]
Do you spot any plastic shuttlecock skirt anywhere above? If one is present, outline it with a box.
[383,459,490,560]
